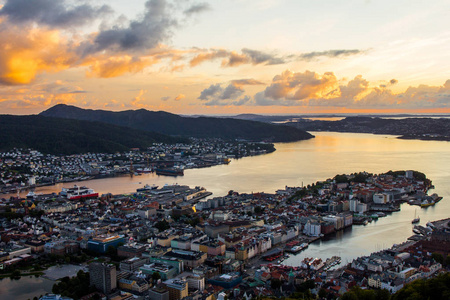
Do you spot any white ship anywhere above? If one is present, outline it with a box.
[60,185,98,200]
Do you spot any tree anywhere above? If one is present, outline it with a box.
[155,220,170,232]
[431,252,444,264]
[271,278,282,290]
[152,271,161,282]
[445,255,450,267]
[318,288,328,299]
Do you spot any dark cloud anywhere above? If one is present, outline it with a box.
[221,84,244,100]
[231,79,264,86]
[161,96,171,101]
[390,79,398,85]
[190,48,286,67]
[184,3,210,16]
[198,79,263,105]
[198,84,222,100]
[0,0,112,28]
[78,0,210,56]
[300,49,362,60]
[241,48,286,65]
[80,0,175,55]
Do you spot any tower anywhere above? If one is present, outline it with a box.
[89,262,117,295]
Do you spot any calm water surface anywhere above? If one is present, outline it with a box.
[13,132,450,265]
[0,276,53,300]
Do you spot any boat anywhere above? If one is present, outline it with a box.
[420,199,435,208]
[136,167,153,173]
[137,184,158,192]
[60,185,98,200]
[155,168,184,176]
[412,209,420,224]
[412,228,422,235]
[289,245,303,253]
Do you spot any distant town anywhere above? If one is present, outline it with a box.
[0,139,274,195]
[0,166,448,300]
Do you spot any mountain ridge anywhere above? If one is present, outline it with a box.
[40,104,314,142]
[0,115,188,155]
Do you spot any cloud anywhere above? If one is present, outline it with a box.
[130,89,148,108]
[0,0,212,83]
[190,48,285,67]
[161,96,171,101]
[79,0,209,56]
[198,84,222,100]
[184,3,210,16]
[189,49,230,67]
[198,78,264,106]
[264,70,340,100]
[78,0,176,55]
[0,80,84,111]
[85,55,157,78]
[174,94,185,101]
[0,24,77,85]
[0,0,112,28]
[339,75,370,100]
[196,69,449,110]
[300,49,362,60]
[260,70,450,109]
[241,48,286,65]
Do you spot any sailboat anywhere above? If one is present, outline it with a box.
[412,209,420,224]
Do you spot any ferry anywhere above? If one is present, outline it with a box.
[137,184,158,192]
[136,167,152,173]
[60,185,98,200]
[155,168,184,176]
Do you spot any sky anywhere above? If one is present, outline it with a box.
[0,0,449,115]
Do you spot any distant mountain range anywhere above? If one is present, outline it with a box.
[40,104,314,142]
[285,116,450,141]
[0,115,188,155]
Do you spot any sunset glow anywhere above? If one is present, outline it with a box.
[0,0,449,115]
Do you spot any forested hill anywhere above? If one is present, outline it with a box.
[0,115,188,155]
[40,104,314,142]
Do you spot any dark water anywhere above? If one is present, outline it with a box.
[8,132,450,267]
[0,276,53,300]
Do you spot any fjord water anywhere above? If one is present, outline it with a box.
[31,132,450,263]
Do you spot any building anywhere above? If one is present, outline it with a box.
[89,262,117,295]
[120,257,148,273]
[148,286,170,300]
[164,279,188,300]
[87,235,125,254]
[117,244,147,258]
[186,274,205,291]
[208,273,242,289]
[140,262,178,280]
[163,250,207,269]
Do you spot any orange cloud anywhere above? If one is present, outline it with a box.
[265,70,340,100]
[130,89,148,108]
[0,24,76,85]
[174,94,185,101]
[85,55,158,78]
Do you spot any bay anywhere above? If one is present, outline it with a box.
[13,132,450,264]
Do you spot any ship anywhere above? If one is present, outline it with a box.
[137,184,158,192]
[155,168,184,176]
[420,199,435,208]
[412,209,420,224]
[287,242,309,253]
[136,167,153,173]
[60,185,98,200]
